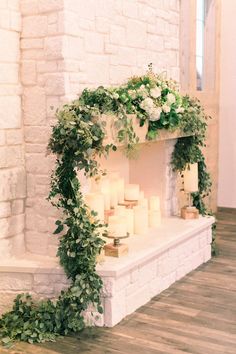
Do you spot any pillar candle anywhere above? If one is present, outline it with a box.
[149,210,161,228]
[125,184,140,201]
[149,196,160,211]
[139,190,144,200]
[133,205,148,235]
[85,193,104,221]
[125,208,134,236]
[117,178,125,204]
[183,163,198,192]
[114,205,126,216]
[108,215,127,237]
[110,180,118,208]
[100,177,111,210]
[138,197,148,208]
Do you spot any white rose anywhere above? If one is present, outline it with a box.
[113,93,119,99]
[166,93,176,104]
[128,90,137,99]
[137,85,148,98]
[150,86,162,99]
[176,107,184,114]
[140,97,154,112]
[149,107,162,121]
[162,104,171,113]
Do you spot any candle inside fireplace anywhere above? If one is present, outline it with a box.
[108,215,127,237]
[149,196,160,211]
[133,205,148,235]
[125,184,140,201]
[184,163,198,192]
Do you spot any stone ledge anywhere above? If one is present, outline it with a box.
[0,216,214,324]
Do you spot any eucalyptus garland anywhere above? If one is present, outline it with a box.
[0,68,216,347]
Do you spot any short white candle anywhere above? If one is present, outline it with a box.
[184,163,198,192]
[85,193,104,221]
[133,205,148,235]
[108,215,127,237]
[149,210,161,228]
[125,184,140,201]
[149,196,160,211]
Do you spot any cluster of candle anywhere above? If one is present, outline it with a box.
[84,172,161,237]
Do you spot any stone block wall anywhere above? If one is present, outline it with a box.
[21,0,181,256]
[0,0,26,257]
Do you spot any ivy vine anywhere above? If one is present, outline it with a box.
[0,68,217,347]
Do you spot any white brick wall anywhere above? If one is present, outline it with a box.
[0,0,26,257]
[20,0,181,256]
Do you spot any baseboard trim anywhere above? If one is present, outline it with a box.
[217,206,236,214]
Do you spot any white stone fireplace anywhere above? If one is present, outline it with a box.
[0,132,214,325]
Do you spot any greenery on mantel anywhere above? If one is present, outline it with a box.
[0,65,216,347]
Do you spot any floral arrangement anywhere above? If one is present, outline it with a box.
[0,66,216,347]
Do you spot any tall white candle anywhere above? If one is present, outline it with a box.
[108,215,127,237]
[125,208,134,235]
[133,205,148,235]
[149,210,161,228]
[100,177,110,210]
[149,196,160,211]
[85,193,104,221]
[114,205,126,216]
[117,178,125,204]
[184,163,198,192]
[125,184,140,201]
[138,197,148,208]
[139,190,144,200]
[110,180,118,208]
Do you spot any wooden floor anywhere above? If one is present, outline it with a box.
[3,209,236,354]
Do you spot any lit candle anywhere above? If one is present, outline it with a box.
[183,163,198,192]
[85,193,105,221]
[125,184,140,201]
[133,205,148,235]
[149,196,160,211]
[108,215,127,237]
[149,210,161,228]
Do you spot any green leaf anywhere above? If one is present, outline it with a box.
[53,224,63,234]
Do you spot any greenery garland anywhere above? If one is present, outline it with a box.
[0,67,216,347]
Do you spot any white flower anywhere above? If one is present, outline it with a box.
[113,93,119,100]
[137,85,148,98]
[176,107,184,114]
[140,97,154,113]
[149,107,162,121]
[128,90,137,99]
[166,93,176,104]
[150,86,162,99]
[162,104,171,113]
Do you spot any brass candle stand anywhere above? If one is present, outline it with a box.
[104,233,130,257]
[181,192,199,219]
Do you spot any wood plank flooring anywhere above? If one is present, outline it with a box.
[2,209,236,354]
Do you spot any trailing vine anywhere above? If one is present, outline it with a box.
[0,67,216,347]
